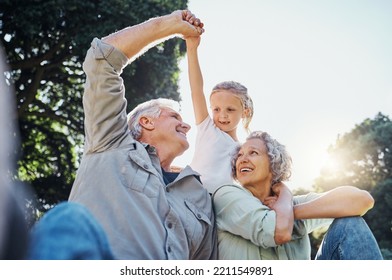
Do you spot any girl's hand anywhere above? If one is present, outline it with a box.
[185,35,201,51]
[263,196,278,209]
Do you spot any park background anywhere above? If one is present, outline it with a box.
[1,0,391,259]
[173,0,392,190]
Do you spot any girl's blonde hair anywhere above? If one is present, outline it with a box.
[211,81,254,133]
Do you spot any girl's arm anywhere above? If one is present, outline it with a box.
[186,36,209,125]
[264,183,294,245]
[294,186,374,219]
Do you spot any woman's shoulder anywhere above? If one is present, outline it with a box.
[212,183,249,200]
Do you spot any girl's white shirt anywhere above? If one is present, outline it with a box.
[190,116,238,193]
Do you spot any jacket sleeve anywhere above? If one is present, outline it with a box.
[82,38,130,154]
[213,185,278,248]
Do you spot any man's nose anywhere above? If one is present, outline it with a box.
[182,121,191,133]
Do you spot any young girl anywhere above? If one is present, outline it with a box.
[186,36,254,193]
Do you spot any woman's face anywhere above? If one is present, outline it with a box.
[235,138,272,188]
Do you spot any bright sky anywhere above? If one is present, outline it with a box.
[173,0,392,190]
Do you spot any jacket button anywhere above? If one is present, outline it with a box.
[143,164,149,169]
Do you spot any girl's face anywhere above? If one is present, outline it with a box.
[235,138,272,188]
[210,90,246,136]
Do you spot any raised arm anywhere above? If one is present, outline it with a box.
[103,10,204,61]
[294,186,374,219]
[83,10,203,153]
[186,36,209,124]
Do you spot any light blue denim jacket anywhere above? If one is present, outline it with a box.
[69,38,217,260]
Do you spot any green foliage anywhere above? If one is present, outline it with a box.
[366,179,392,250]
[314,112,392,252]
[315,113,392,192]
[381,248,392,260]
[0,0,188,212]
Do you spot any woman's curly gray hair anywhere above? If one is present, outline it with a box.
[127,98,180,140]
[231,131,292,185]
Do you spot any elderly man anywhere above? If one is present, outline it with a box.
[66,10,216,260]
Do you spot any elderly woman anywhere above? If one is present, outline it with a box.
[213,131,383,260]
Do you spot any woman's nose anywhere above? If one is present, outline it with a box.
[238,154,248,163]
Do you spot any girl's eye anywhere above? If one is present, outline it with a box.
[251,150,258,155]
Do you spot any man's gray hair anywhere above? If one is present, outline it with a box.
[231,131,292,185]
[127,98,180,140]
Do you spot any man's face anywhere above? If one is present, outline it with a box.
[153,107,191,156]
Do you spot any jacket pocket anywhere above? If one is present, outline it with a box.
[185,199,211,226]
[123,152,157,198]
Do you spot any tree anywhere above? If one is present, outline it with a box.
[366,179,392,251]
[315,113,392,191]
[314,112,392,256]
[0,0,188,213]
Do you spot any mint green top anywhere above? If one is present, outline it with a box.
[213,184,333,260]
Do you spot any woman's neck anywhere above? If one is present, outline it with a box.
[245,182,272,203]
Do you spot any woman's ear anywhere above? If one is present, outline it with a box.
[139,116,155,131]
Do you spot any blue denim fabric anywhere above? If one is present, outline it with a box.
[27,202,115,260]
[315,216,383,260]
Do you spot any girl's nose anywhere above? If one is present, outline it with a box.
[220,112,228,119]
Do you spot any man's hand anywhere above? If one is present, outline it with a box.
[183,10,204,32]
[171,10,204,37]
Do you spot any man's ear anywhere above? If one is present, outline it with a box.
[139,116,155,131]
